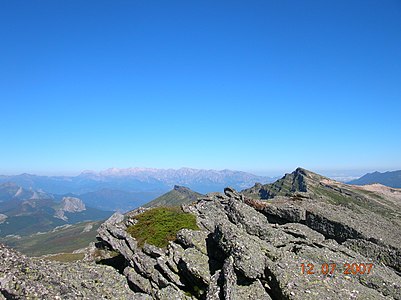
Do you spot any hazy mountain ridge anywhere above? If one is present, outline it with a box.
[1,168,401,298]
[88,168,401,299]
[348,169,401,188]
[0,168,274,195]
[0,183,112,237]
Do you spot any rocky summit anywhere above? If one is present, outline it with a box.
[1,168,401,299]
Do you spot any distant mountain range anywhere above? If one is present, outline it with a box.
[88,167,401,299]
[0,167,273,240]
[0,183,112,237]
[0,168,273,195]
[348,170,401,188]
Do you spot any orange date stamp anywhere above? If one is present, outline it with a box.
[301,263,373,275]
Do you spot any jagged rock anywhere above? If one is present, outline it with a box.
[225,197,273,239]
[0,243,135,299]
[213,219,277,279]
[261,200,306,223]
[131,252,169,288]
[5,168,400,299]
[221,256,236,299]
[221,256,271,300]
[143,243,165,258]
[235,279,271,300]
[176,228,208,255]
[156,256,185,288]
[179,247,211,290]
[190,198,230,232]
[343,239,401,273]
[124,266,154,294]
[223,187,240,200]
[168,242,185,271]
[205,270,221,300]
[133,293,153,300]
[89,183,401,299]
[155,284,192,300]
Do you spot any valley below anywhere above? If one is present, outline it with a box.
[0,168,400,299]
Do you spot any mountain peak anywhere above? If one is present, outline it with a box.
[242,168,329,199]
[348,169,401,188]
[60,197,86,213]
[143,186,203,208]
[173,185,190,192]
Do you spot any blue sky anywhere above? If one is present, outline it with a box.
[0,0,400,176]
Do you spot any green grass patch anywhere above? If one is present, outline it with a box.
[1,221,103,256]
[44,252,85,262]
[126,206,199,248]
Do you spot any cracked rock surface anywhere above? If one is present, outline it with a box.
[0,243,135,299]
[1,174,400,299]
[92,188,400,299]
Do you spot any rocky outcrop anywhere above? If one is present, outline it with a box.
[54,197,86,221]
[93,188,401,299]
[60,197,86,213]
[1,167,400,299]
[0,243,136,299]
[243,168,401,274]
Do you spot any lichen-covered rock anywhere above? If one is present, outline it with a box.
[213,219,276,279]
[176,229,208,255]
[91,186,400,299]
[179,247,210,288]
[155,284,192,300]
[0,243,135,299]
[3,174,401,299]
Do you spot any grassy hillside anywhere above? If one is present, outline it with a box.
[143,185,203,208]
[127,207,199,248]
[0,220,103,256]
[242,168,401,222]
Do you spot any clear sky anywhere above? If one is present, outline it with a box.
[0,0,400,176]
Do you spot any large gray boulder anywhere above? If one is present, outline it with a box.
[2,173,401,299]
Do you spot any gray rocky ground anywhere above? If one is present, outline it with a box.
[92,187,400,299]
[0,243,136,299]
[1,169,400,299]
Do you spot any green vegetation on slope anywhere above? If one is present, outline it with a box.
[244,168,400,222]
[312,185,398,219]
[0,220,103,256]
[242,167,315,199]
[127,207,199,248]
[143,185,203,208]
[44,252,85,262]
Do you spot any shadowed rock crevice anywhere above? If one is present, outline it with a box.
[88,185,401,299]
[305,211,363,243]
[1,289,19,300]
[205,233,225,275]
[97,253,127,274]
[264,267,290,300]
[2,168,401,299]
